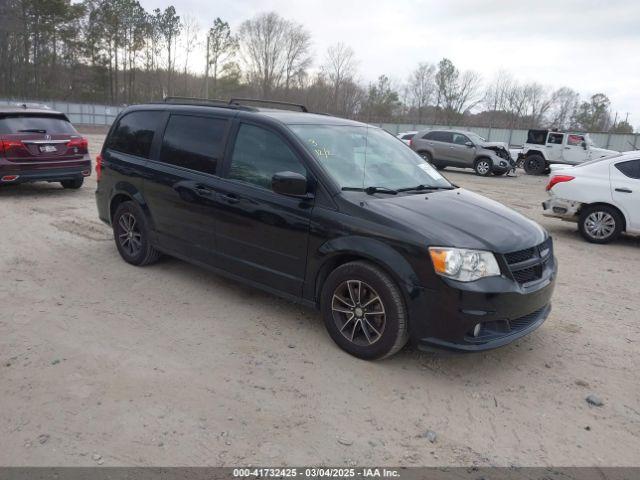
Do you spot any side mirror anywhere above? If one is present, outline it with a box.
[465,141,474,147]
[272,171,308,197]
[581,141,587,150]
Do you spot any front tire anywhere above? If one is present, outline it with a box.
[523,154,547,175]
[61,178,84,189]
[474,158,492,176]
[578,205,623,244]
[321,261,409,360]
[112,201,161,266]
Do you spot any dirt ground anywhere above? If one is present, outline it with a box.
[1,133,639,467]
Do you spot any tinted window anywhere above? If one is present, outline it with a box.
[548,133,564,144]
[615,160,640,179]
[0,115,76,134]
[527,129,547,145]
[425,131,452,142]
[106,111,162,158]
[229,124,306,189]
[159,115,227,174]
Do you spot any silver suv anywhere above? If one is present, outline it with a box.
[410,129,514,176]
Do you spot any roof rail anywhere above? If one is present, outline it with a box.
[161,96,256,111]
[229,98,308,112]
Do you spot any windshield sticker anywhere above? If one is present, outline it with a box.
[306,138,333,159]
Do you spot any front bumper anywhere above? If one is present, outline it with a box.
[408,257,557,352]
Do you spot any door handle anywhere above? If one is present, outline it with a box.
[220,193,240,204]
[546,145,553,148]
[194,185,213,196]
[615,188,633,193]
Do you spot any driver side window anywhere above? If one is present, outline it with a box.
[228,124,306,190]
[452,133,469,145]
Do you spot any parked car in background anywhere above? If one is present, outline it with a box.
[0,106,90,188]
[410,129,514,176]
[396,131,417,145]
[542,153,639,243]
[96,98,556,359]
[520,129,618,175]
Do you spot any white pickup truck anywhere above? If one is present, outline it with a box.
[519,129,618,175]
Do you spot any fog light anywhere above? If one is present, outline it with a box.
[473,323,481,337]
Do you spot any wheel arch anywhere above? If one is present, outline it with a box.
[580,202,627,231]
[312,237,421,308]
[108,182,156,230]
[525,149,546,160]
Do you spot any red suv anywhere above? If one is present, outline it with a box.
[0,106,91,189]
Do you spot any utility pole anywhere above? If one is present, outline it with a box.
[204,33,210,99]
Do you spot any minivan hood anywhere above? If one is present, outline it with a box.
[363,188,546,253]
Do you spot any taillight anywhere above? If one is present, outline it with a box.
[67,137,88,154]
[96,153,103,181]
[409,138,413,147]
[546,175,574,191]
[1,139,26,156]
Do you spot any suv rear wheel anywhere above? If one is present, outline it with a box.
[321,261,408,360]
[524,154,547,175]
[474,158,492,176]
[60,178,84,189]
[112,201,161,266]
[578,205,623,244]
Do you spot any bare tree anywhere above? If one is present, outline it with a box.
[205,17,236,98]
[180,15,199,94]
[323,42,357,113]
[547,87,579,129]
[407,62,435,122]
[238,12,288,97]
[435,58,482,124]
[282,21,312,94]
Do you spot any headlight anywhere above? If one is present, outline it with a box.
[428,247,501,282]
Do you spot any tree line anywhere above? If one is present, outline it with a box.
[0,0,634,133]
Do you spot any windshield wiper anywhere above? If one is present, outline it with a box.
[18,129,47,133]
[396,184,456,192]
[342,186,398,195]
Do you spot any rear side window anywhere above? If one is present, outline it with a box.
[401,133,415,140]
[159,115,227,174]
[567,134,585,146]
[106,111,162,158]
[430,131,452,142]
[0,115,76,134]
[228,124,306,189]
[548,133,564,144]
[615,159,640,179]
[452,133,469,145]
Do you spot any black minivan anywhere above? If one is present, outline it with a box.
[96,98,557,360]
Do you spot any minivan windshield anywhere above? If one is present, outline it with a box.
[289,124,453,191]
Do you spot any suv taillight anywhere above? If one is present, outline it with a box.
[546,175,574,191]
[67,137,88,154]
[96,153,103,181]
[1,139,27,156]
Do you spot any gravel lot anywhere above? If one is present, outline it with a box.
[1,132,639,467]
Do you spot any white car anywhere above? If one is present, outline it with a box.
[521,129,618,175]
[542,152,640,243]
[396,131,418,145]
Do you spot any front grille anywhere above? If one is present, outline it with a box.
[465,306,547,343]
[504,238,553,285]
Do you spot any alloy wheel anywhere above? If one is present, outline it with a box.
[584,211,616,239]
[117,212,142,256]
[331,280,386,346]
[476,160,490,175]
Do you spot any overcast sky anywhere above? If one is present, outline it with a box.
[138,0,640,127]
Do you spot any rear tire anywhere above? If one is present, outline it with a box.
[61,178,84,189]
[112,201,161,266]
[321,261,409,360]
[578,205,623,244]
[523,154,547,175]
[418,151,433,163]
[474,158,492,176]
